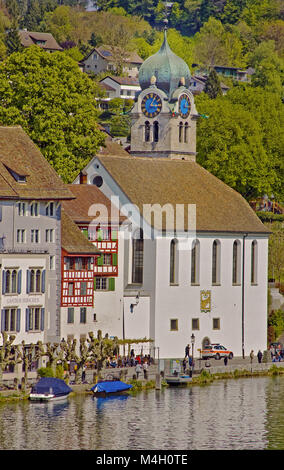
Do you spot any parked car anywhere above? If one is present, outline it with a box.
[201,344,234,360]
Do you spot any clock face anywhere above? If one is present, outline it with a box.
[179,94,191,118]
[141,93,162,118]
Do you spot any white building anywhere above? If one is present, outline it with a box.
[73,31,270,359]
[0,126,74,346]
[99,76,141,102]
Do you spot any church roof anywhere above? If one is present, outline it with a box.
[96,154,269,234]
[138,30,191,98]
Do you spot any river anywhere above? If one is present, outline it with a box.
[1,376,284,450]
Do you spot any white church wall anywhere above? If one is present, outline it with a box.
[153,234,268,359]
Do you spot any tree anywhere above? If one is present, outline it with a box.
[0,46,105,183]
[268,222,284,284]
[5,20,22,54]
[195,92,279,200]
[204,68,222,98]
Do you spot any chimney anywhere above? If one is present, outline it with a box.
[79,172,87,184]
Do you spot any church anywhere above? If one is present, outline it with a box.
[73,30,270,359]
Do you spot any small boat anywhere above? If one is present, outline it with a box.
[29,377,72,402]
[165,374,192,386]
[91,379,132,397]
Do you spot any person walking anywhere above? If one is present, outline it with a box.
[224,356,228,366]
[257,350,263,364]
[250,350,254,364]
[136,363,142,379]
[185,344,190,358]
[143,361,148,379]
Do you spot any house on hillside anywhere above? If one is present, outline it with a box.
[192,64,254,82]
[80,45,143,77]
[19,30,63,52]
[99,76,141,104]
[189,75,229,95]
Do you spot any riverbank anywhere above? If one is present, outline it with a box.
[1,363,284,401]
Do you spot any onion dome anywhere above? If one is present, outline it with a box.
[138,30,191,98]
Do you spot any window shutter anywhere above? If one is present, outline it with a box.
[109,278,115,291]
[97,229,103,241]
[16,309,21,332]
[40,308,45,331]
[25,308,30,332]
[26,270,31,294]
[17,270,22,294]
[2,270,6,294]
[112,253,118,266]
[97,255,104,266]
[41,270,46,293]
[94,277,97,290]
[111,230,118,241]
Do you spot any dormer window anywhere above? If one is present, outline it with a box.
[5,165,27,183]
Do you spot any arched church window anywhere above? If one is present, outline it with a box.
[232,240,241,285]
[179,122,183,143]
[132,228,144,284]
[145,121,150,142]
[153,121,159,142]
[184,122,189,143]
[251,240,258,285]
[191,239,200,285]
[212,240,221,285]
[170,239,178,285]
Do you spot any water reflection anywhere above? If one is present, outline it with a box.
[0,376,284,450]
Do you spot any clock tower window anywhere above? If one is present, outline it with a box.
[179,122,183,143]
[145,121,150,142]
[153,121,159,142]
[184,122,189,143]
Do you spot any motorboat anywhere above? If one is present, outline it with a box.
[91,378,132,397]
[29,377,72,402]
[165,373,192,386]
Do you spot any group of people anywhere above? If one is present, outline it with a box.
[270,345,284,362]
[106,353,154,369]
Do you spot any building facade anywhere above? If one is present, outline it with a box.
[0,127,74,346]
[81,46,143,77]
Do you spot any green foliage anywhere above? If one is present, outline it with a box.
[5,21,22,55]
[0,45,105,182]
[204,68,222,98]
[268,309,284,340]
[267,222,284,283]
[195,84,284,201]
[37,367,54,378]
[258,212,284,222]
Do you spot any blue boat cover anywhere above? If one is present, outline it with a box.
[32,378,72,396]
[91,380,132,394]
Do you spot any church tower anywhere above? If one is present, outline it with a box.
[130,29,198,161]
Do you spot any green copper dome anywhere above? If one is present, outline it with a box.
[138,30,191,98]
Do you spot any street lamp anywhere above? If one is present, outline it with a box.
[191,333,195,375]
